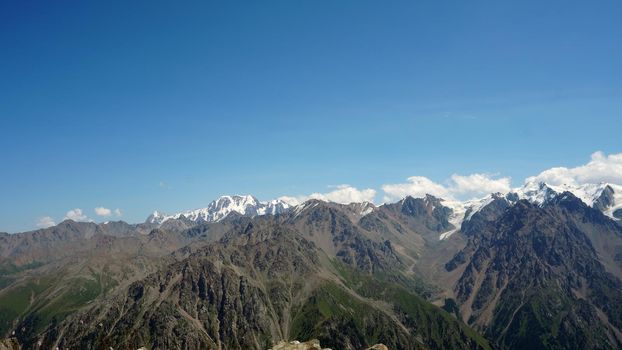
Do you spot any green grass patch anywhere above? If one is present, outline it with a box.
[0,278,53,336]
[289,281,380,347]
[0,261,44,276]
[330,261,492,350]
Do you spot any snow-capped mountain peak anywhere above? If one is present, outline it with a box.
[514,181,619,211]
[146,195,291,225]
[514,181,560,206]
[438,181,621,240]
[145,183,621,235]
[438,192,512,240]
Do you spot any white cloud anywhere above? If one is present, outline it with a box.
[382,173,511,202]
[279,185,376,205]
[64,208,89,222]
[526,151,622,186]
[449,173,511,198]
[311,185,376,204]
[94,207,112,217]
[39,151,621,227]
[277,195,304,206]
[36,216,55,229]
[380,151,622,203]
[93,207,122,219]
[382,176,451,202]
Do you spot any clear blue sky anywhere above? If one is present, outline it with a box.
[1,0,621,232]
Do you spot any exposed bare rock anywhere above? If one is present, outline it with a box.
[366,345,389,350]
[269,339,325,350]
[0,338,20,350]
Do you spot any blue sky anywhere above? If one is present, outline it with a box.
[1,0,621,232]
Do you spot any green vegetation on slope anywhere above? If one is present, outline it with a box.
[0,267,119,342]
[0,278,51,336]
[289,262,492,350]
[489,286,617,350]
[290,280,417,349]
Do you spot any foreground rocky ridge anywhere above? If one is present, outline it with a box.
[268,339,388,350]
[269,339,329,350]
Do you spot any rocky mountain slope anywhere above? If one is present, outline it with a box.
[31,218,489,350]
[1,182,621,349]
[445,192,622,349]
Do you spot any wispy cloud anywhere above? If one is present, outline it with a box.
[94,206,123,219]
[36,216,55,228]
[525,151,622,186]
[64,208,90,222]
[382,173,511,202]
[94,207,112,217]
[382,176,451,201]
[381,151,621,202]
[449,173,511,198]
[279,185,376,206]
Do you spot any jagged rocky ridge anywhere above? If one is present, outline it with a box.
[446,192,622,349]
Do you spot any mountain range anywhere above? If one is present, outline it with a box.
[145,195,292,225]
[146,182,622,237]
[0,181,621,349]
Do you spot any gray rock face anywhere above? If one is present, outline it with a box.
[384,195,454,234]
[269,339,326,350]
[460,196,511,237]
[0,338,19,350]
[593,185,616,211]
[447,193,622,349]
[284,200,405,274]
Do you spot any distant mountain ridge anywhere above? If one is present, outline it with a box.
[146,195,292,224]
[143,182,620,236]
[436,181,622,240]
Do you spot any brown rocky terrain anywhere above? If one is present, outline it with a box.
[1,190,621,349]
